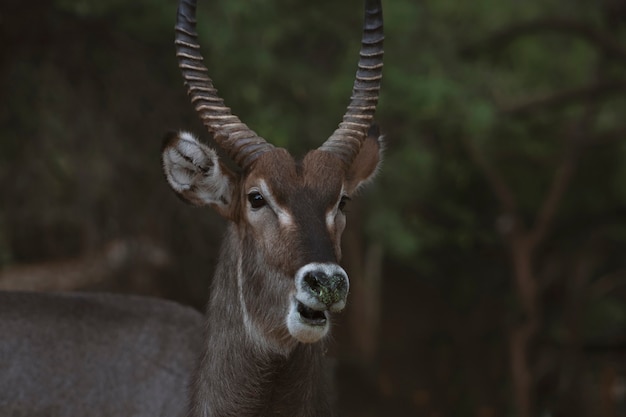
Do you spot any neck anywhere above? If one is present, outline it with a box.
[188,226,334,417]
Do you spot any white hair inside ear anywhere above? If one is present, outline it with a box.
[161,131,233,209]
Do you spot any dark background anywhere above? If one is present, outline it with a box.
[1,0,625,416]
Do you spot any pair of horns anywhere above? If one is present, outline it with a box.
[175,0,384,169]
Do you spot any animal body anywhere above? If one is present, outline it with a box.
[0,0,384,415]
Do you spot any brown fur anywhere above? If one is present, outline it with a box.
[161,130,383,416]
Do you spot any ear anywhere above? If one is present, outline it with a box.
[345,124,384,195]
[161,131,236,219]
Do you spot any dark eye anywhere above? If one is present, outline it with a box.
[338,196,350,212]
[247,191,266,209]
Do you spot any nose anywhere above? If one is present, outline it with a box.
[297,264,349,312]
[303,270,348,308]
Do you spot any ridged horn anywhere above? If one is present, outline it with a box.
[175,0,274,168]
[319,0,384,167]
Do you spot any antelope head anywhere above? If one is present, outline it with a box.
[162,0,384,348]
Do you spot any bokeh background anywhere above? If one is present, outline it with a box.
[1,0,625,416]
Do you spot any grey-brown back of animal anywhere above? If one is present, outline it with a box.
[0,291,202,417]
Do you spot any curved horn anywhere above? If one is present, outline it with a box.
[319,0,384,167]
[175,0,274,168]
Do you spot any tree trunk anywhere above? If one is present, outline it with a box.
[342,210,383,366]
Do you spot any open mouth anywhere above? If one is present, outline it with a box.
[297,302,327,326]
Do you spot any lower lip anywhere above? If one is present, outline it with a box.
[297,302,328,326]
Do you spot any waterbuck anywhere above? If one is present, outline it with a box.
[0,0,384,415]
